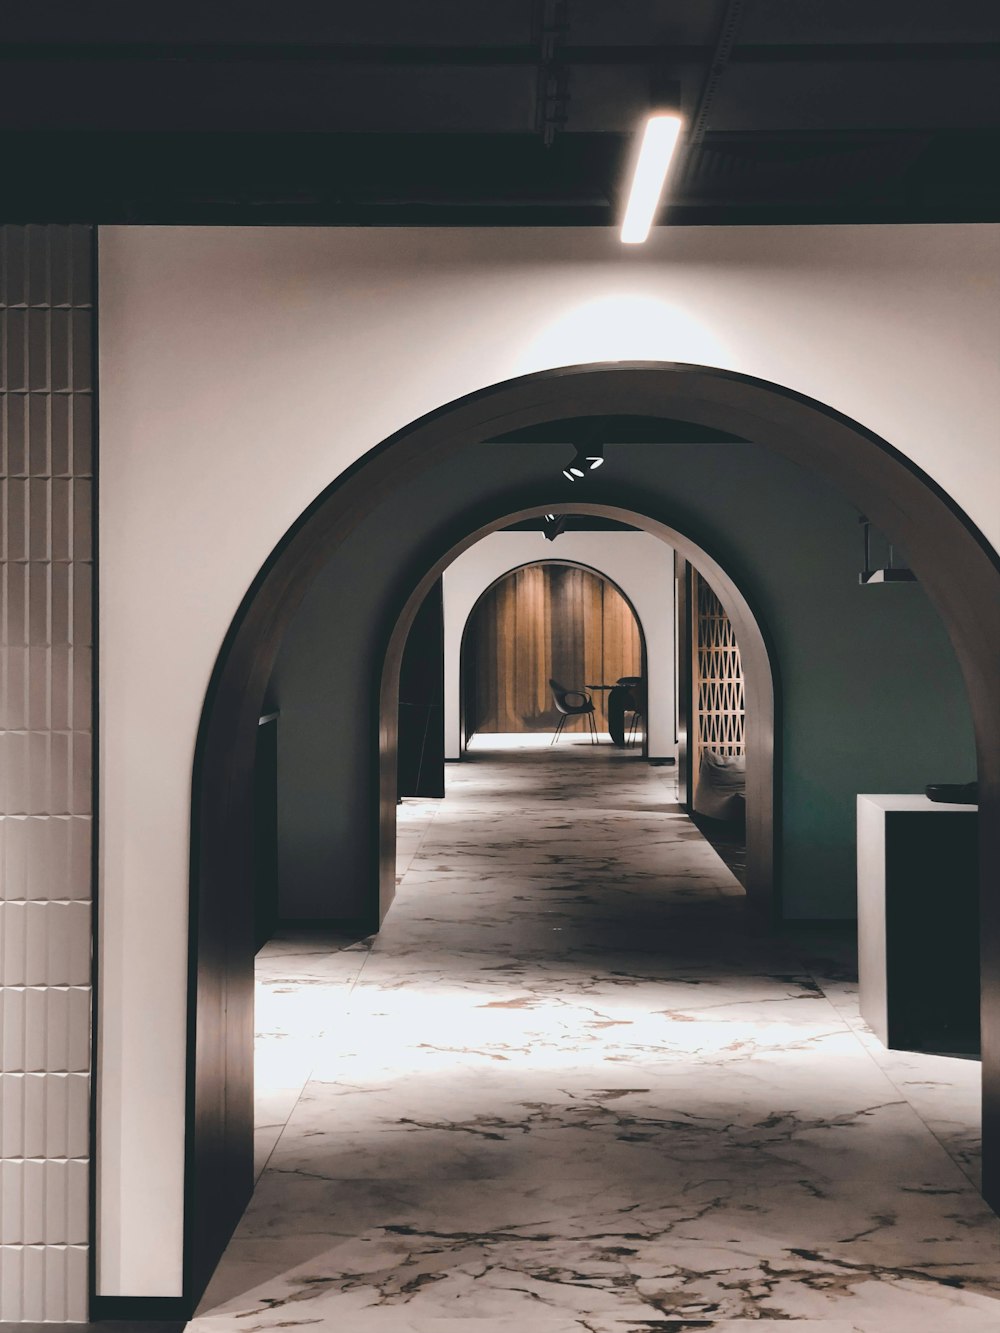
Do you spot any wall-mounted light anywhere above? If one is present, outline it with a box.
[620,112,683,244]
[858,515,915,584]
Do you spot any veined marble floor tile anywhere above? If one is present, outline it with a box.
[194,1318,865,1333]
[258,1083,975,1190]
[195,1211,1000,1328]
[195,740,994,1330]
[251,930,374,1176]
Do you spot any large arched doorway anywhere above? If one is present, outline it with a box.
[186,363,998,1307]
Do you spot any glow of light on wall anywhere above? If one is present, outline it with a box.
[514,294,726,375]
[621,114,683,244]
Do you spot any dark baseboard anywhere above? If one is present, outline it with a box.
[90,1295,189,1322]
[778,917,858,929]
[648,756,676,766]
[273,916,376,936]
[2,1324,185,1333]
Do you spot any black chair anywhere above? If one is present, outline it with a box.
[548,678,598,745]
[626,704,644,747]
[618,676,645,747]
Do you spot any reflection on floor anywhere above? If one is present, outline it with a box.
[192,736,995,1332]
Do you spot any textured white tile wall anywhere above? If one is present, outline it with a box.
[0,225,93,1322]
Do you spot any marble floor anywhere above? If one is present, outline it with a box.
[192,736,996,1333]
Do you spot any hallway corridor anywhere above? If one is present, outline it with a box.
[192,741,997,1332]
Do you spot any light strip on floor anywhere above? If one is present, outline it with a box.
[620,114,683,244]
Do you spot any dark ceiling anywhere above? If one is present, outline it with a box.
[2,0,999,225]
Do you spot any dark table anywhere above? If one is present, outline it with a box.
[587,679,643,748]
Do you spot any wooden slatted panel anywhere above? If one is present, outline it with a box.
[467,563,641,734]
[584,569,605,706]
[528,563,550,731]
[495,571,519,732]
[602,573,642,684]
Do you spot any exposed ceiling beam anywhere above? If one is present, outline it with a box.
[675,0,747,188]
[533,0,570,147]
[1,41,996,65]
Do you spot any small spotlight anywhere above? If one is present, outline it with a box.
[543,513,568,542]
[561,442,605,481]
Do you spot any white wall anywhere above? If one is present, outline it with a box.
[96,223,1000,1295]
[442,532,675,758]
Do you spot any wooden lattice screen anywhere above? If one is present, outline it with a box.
[692,568,745,764]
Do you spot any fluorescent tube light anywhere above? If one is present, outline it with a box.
[620,114,683,244]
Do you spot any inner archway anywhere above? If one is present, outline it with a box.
[186,363,998,1309]
[458,559,648,750]
[379,502,776,929]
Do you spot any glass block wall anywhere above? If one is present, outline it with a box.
[0,226,94,1321]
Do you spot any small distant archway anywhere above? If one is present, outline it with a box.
[456,558,649,752]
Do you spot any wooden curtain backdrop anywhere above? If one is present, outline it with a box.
[691,567,746,807]
[465,563,641,734]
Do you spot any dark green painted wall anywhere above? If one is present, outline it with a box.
[269,440,975,921]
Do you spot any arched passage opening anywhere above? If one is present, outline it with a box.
[185,363,998,1308]
[456,558,649,751]
[380,503,775,929]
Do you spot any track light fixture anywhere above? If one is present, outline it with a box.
[561,442,605,482]
[543,513,568,542]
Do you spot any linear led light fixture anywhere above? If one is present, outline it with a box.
[620,111,683,244]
